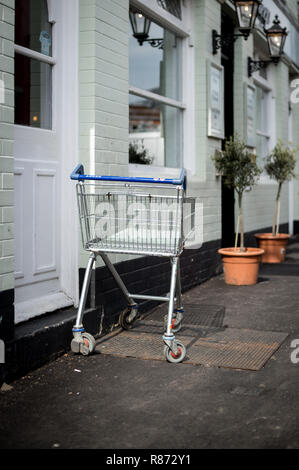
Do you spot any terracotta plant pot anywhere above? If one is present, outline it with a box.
[218,247,264,286]
[254,233,290,263]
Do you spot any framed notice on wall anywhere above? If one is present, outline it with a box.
[207,60,224,139]
[244,83,256,148]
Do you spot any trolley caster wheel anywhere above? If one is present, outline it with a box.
[71,333,96,356]
[119,307,138,330]
[81,333,96,356]
[172,321,182,334]
[164,341,186,364]
[164,315,182,334]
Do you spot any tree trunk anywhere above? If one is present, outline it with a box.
[235,214,240,250]
[272,183,282,236]
[238,192,245,252]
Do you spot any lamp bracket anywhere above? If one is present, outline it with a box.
[248,57,279,77]
[144,38,164,50]
[212,30,248,55]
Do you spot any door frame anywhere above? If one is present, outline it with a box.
[55,0,79,306]
[14,0,79,315]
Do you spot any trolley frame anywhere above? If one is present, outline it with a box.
[70,164,191,362]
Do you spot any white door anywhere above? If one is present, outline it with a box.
[14,0,76,323]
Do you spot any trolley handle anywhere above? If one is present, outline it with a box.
[71,164,187,190]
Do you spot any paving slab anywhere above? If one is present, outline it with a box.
[0,242,299,449]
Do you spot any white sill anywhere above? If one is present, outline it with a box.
[15,292,74,324]
[128,163,182,179]
[14,124,56,134]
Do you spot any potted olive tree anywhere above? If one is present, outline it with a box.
[255,141,296,263]
[212,136,263,285]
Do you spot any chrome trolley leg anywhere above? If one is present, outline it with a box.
[163,257,186,363]
[71,252,97,355]
[163,257,184,334]
[99,253,139,329]
[173,258,184,331]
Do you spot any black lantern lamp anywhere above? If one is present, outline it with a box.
[129,10,151,46]
[266,15,288,62]
[248,15,288,77]
[235,0,261,36]
[130,9,164,49]
[213,0,261,54]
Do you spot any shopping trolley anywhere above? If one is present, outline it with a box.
[70,164,195,363]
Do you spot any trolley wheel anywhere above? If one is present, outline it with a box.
[80,333,96,356]
[164,315,182,334]
[172,321,182,334]
[164,341,186,364]
[119,308,138,330]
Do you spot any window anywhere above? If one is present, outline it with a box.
[255,85,270,166]
[157,0,182,20]
[129,11,184,168]
[15,0,54,129]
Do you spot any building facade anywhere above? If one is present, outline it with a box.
[0,0,298,380]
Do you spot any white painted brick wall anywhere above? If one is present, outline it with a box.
[79,0,129,267]
[192,0,222,243]
[78,0,295,264]
[233,19,290,234]
[79,0,129,178]
[0,0,14,291]
[292,95,299,222]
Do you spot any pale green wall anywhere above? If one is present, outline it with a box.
[0,0,14,292]
[79,0,130,267]
[233,27,293,234]
[286,0,298,20]
[77,0,298,259]
[292,93,299,223]
[190,0,222,243]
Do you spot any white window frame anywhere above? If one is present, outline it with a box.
[253,67,276,184]
[14,0,57,131]
[128,0,196,176]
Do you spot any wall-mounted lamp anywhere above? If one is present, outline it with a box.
[129,10,164,49]
[248,15,288,77]
[213,0,261,55]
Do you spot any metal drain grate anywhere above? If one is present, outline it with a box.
[96,315,288,371]
[145,303,226,328]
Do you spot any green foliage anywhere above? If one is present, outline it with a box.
[212,136,262,196]
[264,140,296,184]
[212,136,262,250]
[264,141,297,236]
[129,142,152,165]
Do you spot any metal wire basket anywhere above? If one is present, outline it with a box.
[76,182,190,256]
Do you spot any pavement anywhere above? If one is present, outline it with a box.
[1,240,299,450]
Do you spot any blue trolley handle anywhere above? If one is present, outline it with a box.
[71,164,187,190]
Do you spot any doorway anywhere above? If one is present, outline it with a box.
[221,11,235,248]
[13,0,78,323]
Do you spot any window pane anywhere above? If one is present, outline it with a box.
[256,86,268,133]
[256,134,269,166]
[129,18,181,101]
[129,95,182,168]
[15,53,52,129]
[157,0,182,20]
[15,0,52,56]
